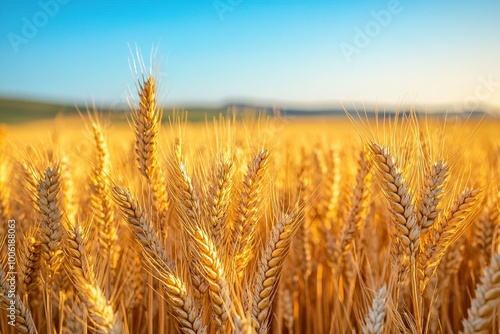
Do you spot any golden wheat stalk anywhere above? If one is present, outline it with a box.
[133,75,169,215]
[0,267,38,334]
[112,187,173,270]
[65,224,123,334]
[18,234,41,300]
[35,164,64,279]
[90,121,116,253]
[324,147,342,224]
[417,160,448,235]
[89,120,119,297]
[112,186,207,334]
[205,154,234,251]
[282,287,294,334]
[370,143,420,258]
[168,142,204,232]
[122,249,145,313]
[427,236,466,333]
[19,161,38,206]
[32,164,65,334]
[0,161,10,237]
[369,142,428,330]
[461,253,500,334]
[133,75,161,180]
[475,199,499,266]
[420,188,481,292]
[294,214,312,282]
[334,150,370,269]
[250,211,301,333]
[369,143,421,320]
[167,144,209,299]
[294,161,313,282]
[62,291,86,333]
[60,155,78,225]
[231,149,269,276]
[362,285,387,334]
[190,226,232,332]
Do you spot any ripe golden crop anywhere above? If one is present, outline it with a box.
[1,76,499,334]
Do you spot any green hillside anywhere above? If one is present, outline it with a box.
[0,98,233,124]
[0,98,85,123]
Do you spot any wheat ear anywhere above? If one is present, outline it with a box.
[370,144,420,258]
[250,211,301,333]
[362,285,388,334]
[18,235,41,300]
[420,188,481,292]
[35,164,64,279]
[168,142,204,232]
[460,253,500,334]
[231,149,269,276]
[168,144,209,299]
[191,226,232,332]
[205,154,234,251]
[33,164,64,334]
[324,147,342,223]
[62,291,86,334]
[133,75,169,214]
[0,267,38,334]
[112,187,173,270]
[122,249,145,313]
[369,144,419,305]
[90,121,116,255]
[417,160,448,235]
[90,121,118,297]
[112,187,207,334]
[60,155,77,225]
[475,200,499,266]
[335,150,370,268]
[65,224,123,333]
[282,288,294,334]
[369,143,421,328]
[0,162,10,236]
[295,214,312,282]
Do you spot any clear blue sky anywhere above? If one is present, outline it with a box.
[1,0,499,112]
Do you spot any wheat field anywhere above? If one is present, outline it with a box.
[1,75,500,334]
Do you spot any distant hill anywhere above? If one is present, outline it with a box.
[0,97,490,124]
[0,97,229,124]
[222,103,489,119]
[0,98,86,123]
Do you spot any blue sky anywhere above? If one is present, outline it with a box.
[0,0,499,112]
